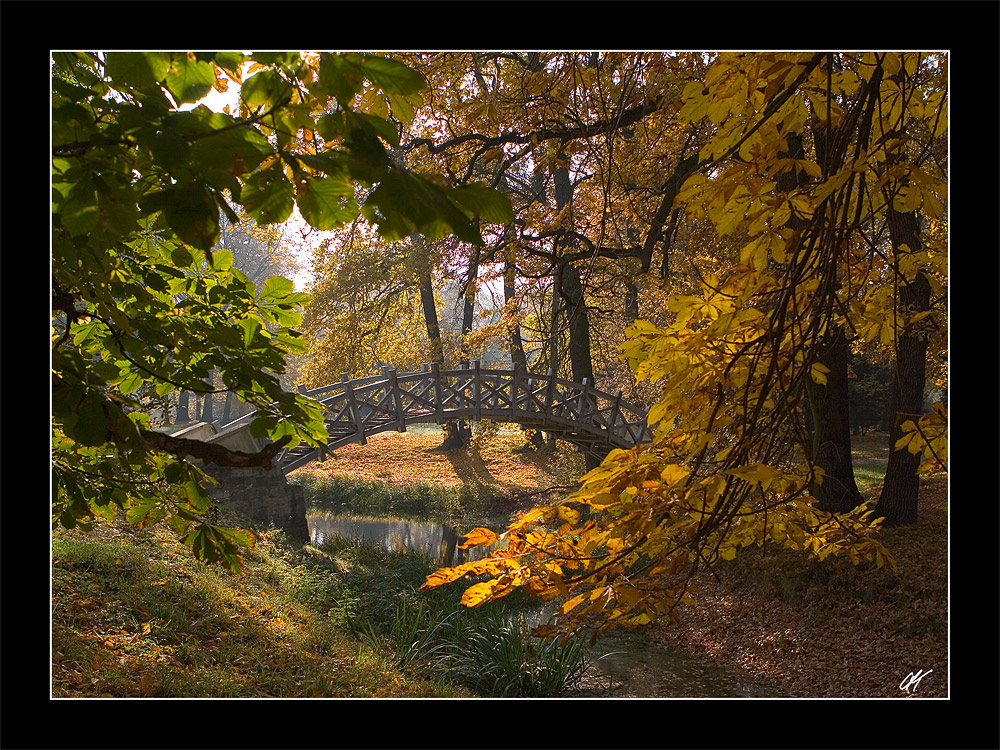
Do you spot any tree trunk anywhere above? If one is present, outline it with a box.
[413,235,444,365]
[553,155,600,469]
[875,208,931,525]
[812,324,864,512]
[781,125,864,512]
[456,228,481,445]
[640,154,698,274]
[504,255,527,370]
[561,263,594,388]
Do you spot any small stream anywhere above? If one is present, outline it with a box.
[307,511,784,698]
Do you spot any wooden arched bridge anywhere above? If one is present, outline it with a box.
[215,362,653,474]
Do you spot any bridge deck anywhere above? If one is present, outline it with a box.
[218,363,652,474]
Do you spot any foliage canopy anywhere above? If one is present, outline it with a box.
[420,51,948,640]
[51,51,512,570]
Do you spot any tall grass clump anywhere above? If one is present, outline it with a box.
[443,608,589,697]
[316,534,588,697]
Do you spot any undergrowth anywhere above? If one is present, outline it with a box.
[52,512,589,698]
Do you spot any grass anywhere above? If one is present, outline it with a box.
[51,514,469,698]
[52,425,945,698]
[288,424,585,524]
[52,504,589,698]
[850,430,893,498]
[307,530,590,697]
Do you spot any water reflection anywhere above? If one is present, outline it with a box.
[308,513,495,567]
[307,512,784,697]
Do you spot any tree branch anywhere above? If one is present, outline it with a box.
[405,95,664,156]
[139,429,292,469]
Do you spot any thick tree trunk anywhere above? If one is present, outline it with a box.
[561,263,595,388]
[553,156,600,469]
[779,126,864,512]
[875,209,931,525]
[812,325,865,512]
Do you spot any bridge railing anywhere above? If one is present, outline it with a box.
[273,362,652,473]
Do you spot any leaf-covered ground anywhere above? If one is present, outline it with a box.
[645,472,948,698]
[290,424,586,504]
[53,428,947,698]
[297,428,949,698]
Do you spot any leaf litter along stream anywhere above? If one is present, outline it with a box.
[307,511,786,698]
[296,429,789,697]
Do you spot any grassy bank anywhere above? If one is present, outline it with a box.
[289,424,585,524]
[51,508,586,698]
[51,513,469,698]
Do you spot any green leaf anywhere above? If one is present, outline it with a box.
[238,317,262,346]
[164,56,216,104]
[318,54,364,105]
[316,112,345,141]
[249,415,279,439]
[142,185,220,251]
[356,54,427,95]
[354,112,400,147]
[449,184,515,224]
[103,52,172,94]
[59,179,100,236]
[241,69,292,110]
[189,124,273,175]
[362,171,482,244]
[297,177,358,230]
[126,495,159,525]
[67,393,109,446]
[242,168,294,224]
[117,370,144,395]
[258,275,295,301]
[171,245,195,267]
[184,479,211,513]
[212,248,234,270]
[212,51,245,82]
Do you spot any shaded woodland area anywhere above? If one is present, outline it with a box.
[51,50,951,704]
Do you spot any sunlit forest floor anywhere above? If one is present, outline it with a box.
[294,424,586,502]
[295,426,950,698]
[51,428,947,698]
[650,470,948,698]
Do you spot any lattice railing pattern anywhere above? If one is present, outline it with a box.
[220,363,652,474]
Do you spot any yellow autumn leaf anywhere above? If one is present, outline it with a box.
[660,464,692,486]
[810,362,830,385]
[560,592,588,615]
[460,580,499,607]
[556,505,580,526]
[458,527,498,549]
